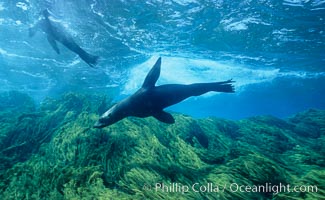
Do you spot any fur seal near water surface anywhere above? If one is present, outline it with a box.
[94,57,235,128]
[29,9,99,67]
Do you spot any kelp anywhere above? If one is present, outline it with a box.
[0,91,324,199]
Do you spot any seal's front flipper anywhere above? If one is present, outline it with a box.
[47,36,60,54]
[142,57,161,89]
[211,80,235,93]
[153,110,175,124]
[29,21,42,37]
[29,26,38,37]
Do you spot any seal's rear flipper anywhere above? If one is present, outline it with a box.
[153,110,175,124]
[80,52,99,68]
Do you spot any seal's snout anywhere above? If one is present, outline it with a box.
[93,121,104,129]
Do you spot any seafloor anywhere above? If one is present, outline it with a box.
[0,91,324,199]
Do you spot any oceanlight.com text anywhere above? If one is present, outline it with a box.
[145,182,318,195]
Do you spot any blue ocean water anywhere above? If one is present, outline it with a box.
[0,0,324,119]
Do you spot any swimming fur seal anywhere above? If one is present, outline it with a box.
[94,57,235,128]
[29,9,99,67]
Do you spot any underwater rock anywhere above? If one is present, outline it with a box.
[288,109,325,138]
[0,91,35,114]
[0,91,37,171]
[0,92,324,199]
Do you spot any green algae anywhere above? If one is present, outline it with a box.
[0,91,324,199]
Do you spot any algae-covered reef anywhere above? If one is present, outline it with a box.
[0,91,324,199]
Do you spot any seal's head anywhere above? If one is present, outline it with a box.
[42,9,50,18]
[93,104,122,128]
